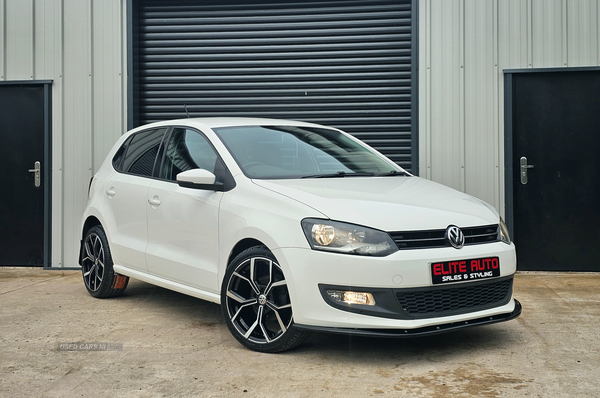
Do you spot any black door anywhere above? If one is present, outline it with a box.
[0,82,52,266]
[505,69,600,271]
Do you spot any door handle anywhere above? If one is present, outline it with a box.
[28,161,41,187]
[106,187,116,197]
[520,157,534,185]
[148,197,161,207]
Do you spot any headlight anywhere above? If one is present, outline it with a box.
[499,217,511,245]
[301,219,398,257]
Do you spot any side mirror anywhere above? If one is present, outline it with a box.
[176,169,224,191]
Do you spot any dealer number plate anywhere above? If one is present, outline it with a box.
[431,257,500,285]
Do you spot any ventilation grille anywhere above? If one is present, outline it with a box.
[395,278,512,318]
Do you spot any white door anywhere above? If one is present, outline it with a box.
[145,127,222,292]
[103,174,152,272]
[104,127,167,272]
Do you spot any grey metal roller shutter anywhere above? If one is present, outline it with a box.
[133,0,416,171]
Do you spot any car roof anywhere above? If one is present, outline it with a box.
[131,117,332,132]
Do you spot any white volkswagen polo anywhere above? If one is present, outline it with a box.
[79,117,521,352]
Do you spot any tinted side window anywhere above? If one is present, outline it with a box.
[112,137,130,171]
[120,128,167,177]
[161,128,218,181]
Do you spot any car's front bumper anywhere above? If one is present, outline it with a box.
[273,242,518,330]
[294,299,521,337]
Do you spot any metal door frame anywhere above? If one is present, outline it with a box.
[0,80,52,268]
[503,66,600,238]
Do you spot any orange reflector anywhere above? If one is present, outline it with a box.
[111,274,127,289]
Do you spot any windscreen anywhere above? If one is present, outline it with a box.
[213,125,404,179]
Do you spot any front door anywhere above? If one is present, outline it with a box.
[505,69,600,271]
[0,82,52,266]
[145,127,221,293]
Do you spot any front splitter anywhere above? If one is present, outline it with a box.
[294,299,522,338]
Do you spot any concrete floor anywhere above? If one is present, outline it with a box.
[1,268,599,398]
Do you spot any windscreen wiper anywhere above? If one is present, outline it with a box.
[377,170,411,177]
[301,171,375,179]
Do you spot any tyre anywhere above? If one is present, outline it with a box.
[221,246,310,353]
[81,225,129,298]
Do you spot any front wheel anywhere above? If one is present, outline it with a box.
[221,246,310,353]
[81,225,129,298]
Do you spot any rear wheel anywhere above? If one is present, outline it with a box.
[221,246,310,352]
[81,225,129,298]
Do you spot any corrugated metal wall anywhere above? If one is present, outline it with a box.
[134,0,415,170]
[419,0,600,215]
[0,0,127,267]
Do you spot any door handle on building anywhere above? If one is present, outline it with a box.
[28,161,41,187]
[520,157,534,185]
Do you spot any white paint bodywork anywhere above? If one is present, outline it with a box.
[82,117,517,331]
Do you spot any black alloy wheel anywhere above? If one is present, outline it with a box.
[221,246,309,353]
[81,225,129,298]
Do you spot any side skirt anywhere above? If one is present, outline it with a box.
[113,264,221,304]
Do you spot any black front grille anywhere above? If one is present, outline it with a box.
[389,224,499,250]
[395,277,513,318]
[463,225,500,245]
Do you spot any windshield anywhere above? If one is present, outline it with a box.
[213,125,406,179]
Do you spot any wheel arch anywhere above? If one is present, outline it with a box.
[78,216,103,265]
[82,215,102,238]
[226,238,267,268]
[220,244,310,352]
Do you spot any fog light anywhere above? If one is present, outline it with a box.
[326,290,375,306]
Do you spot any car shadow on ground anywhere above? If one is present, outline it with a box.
[299,327,512,359]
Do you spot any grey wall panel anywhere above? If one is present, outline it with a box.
[5,0,34,79]
[425,0,464,190]
[62,0,93,269]
[1,0,127,268]
[464,0,499,203]
[135,0,415,170]
[567,0,599,65]
[498,0,530,69]
[420,0,600,215]
[92,0,127,173]
[531,0,566,67]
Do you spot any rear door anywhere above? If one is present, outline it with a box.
[104,128,167,272]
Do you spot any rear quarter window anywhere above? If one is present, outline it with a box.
[113,128,167,177]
